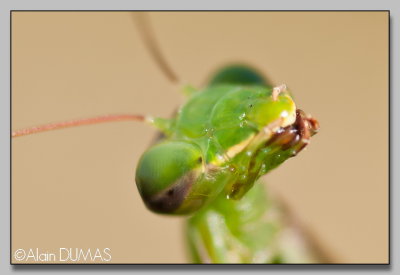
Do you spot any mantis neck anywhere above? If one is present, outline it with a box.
[185,182,329,263]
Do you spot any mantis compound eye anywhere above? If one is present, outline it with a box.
[135,141,204,214]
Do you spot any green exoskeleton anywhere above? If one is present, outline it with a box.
[135,66,318,215]
[184,66,320,263]
[135,65,320,263]
[12,13,320,263]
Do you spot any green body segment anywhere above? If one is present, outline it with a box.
[186,182,318,263]
[208,64,269,86]
[186,182,280,263]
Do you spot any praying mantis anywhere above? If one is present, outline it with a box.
[12,12,322,263]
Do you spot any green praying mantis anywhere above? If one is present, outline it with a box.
[12,13,320,263]
[135,66,320,263]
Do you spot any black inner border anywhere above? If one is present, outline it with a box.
[9,10,391,267]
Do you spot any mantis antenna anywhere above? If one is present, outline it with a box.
[12,114,148,138]
[12,12,179,138]
[132,12,180,84]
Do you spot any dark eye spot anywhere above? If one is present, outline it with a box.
[249,104,253,108]
[197,157,203,164]
[167,189,174,196]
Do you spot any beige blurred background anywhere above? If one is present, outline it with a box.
[11,12,388,263]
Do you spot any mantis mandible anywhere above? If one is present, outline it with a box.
[12,12,320,263]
